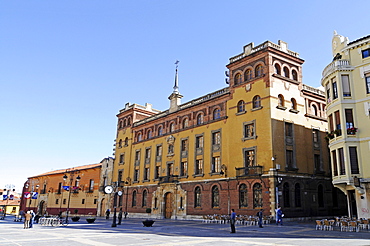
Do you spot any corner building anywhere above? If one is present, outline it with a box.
[322,32,370,219]
[113,40,347,219]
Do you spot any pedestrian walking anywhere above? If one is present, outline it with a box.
[24,211,32,229]
[117,208,123,225]
[124,211,128,219]
[105,209,110,219]
[257,209,264,228]
[230,209,236,233]
[276,207,283,226]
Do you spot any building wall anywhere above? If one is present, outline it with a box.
[322,32,370,219]
[113,40,347,219]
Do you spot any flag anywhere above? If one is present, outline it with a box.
[2,195,8,200]
[31,192,38,199]
[72,186,79,190]
[62,186,70,191]
[24,192,31,199]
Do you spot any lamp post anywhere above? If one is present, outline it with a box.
[62,171,81,224]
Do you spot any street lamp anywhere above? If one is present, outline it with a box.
[63,171,81,224]
[104,181,125,227]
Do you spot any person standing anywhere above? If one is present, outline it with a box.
[105,209,110,220]
[117,208,123,225]
[230,209,236,233]
[24,211,32,229]
[29,210,35,228]
[276,207,283,226]
[257,209,264,228]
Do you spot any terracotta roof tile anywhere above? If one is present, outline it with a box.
[28,163,101,178]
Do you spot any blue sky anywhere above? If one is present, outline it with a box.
[1,0,369,192]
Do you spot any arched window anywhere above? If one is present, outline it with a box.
[312,104,318,116]
[157,126,163,136]
[253,95,261,108]
[182,118,189,129]
[318,184,324,207]
[239,184,248,208]
[118,139,122,148]
[137,133,142,142]
[234,73,242,85]
[244,69,252,81]
[169,123,175,132]
[294,183,301,207]
[253,183,263,208]
[283,182,290,207]
[194,187,201,208]
[197,113,204,125]
[211,186,219,208]
[278,94,285,107]
[237,100,245,113]
[255,65,263,77]
[119,120,123,129]
[275,64,281,75]
[132,190,137,207]
[213,108,221,120]
[142,190,148,207]
[124,137,129,146]
[292,70,298,81]
[123,119,127,127]
[127,117,131,126]
[283,67,290,78]
[147,130,152,139]
[291,98,297,110]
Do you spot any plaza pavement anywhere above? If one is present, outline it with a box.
[1,216,370,246]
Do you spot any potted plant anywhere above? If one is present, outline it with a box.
[86,213,96,223]
[325,131,335,140]
[142,208,155,227]
[71,209,80,222]
[347,127,358,135]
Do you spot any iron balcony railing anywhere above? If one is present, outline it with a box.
[236,166,263,177]
[158,175,179,184]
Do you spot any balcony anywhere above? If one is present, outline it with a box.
[158,175,179,184]
[322,59,353,79]
[236,166,263,177]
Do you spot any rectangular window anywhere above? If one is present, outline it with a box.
[366,75,370,94]
[332,79,338,99]
[156,145,162,157]
[181,139,188,151]
[118,171,123,185]
[285,122,293,137]
[328,114,334,132]
[180,161,188,176]
[144,167,150,181]
[334,110,341,136]
[349,147,359,174]
[154,166,160,179]
[57,182,62,194]
[326,83,331,102]
[55,199,59,205]
[134,169,139,182]
[82,199,85,204]
[212,131,221,145]
[345,109,355,134]
[89,179,94,192]
[63,199,66,205]
[362,48,370,58]
[211,157,221,173]
[332,150,338,176]
[341,75,351,97]
[135,150,141,161]
[286,150,294,169]
[195,159,203,175]
[167,163,174,176]
[145,148,151,159]
[196,135,204,149]
[119,153,125,164]
[244,149,255,167]
[94,199,97,204]
[313,129,319,143]
[314,154,321,172]
[244,122,255,139]
[338,148,345,175]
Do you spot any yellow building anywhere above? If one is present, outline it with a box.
[21,162,102,217]
[112,40,347,220]
[321,32,370,219]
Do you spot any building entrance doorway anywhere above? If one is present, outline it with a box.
[38,201,45,216]
[164,192,173,219]
[100,198,106,217]
[348,190,357,218]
